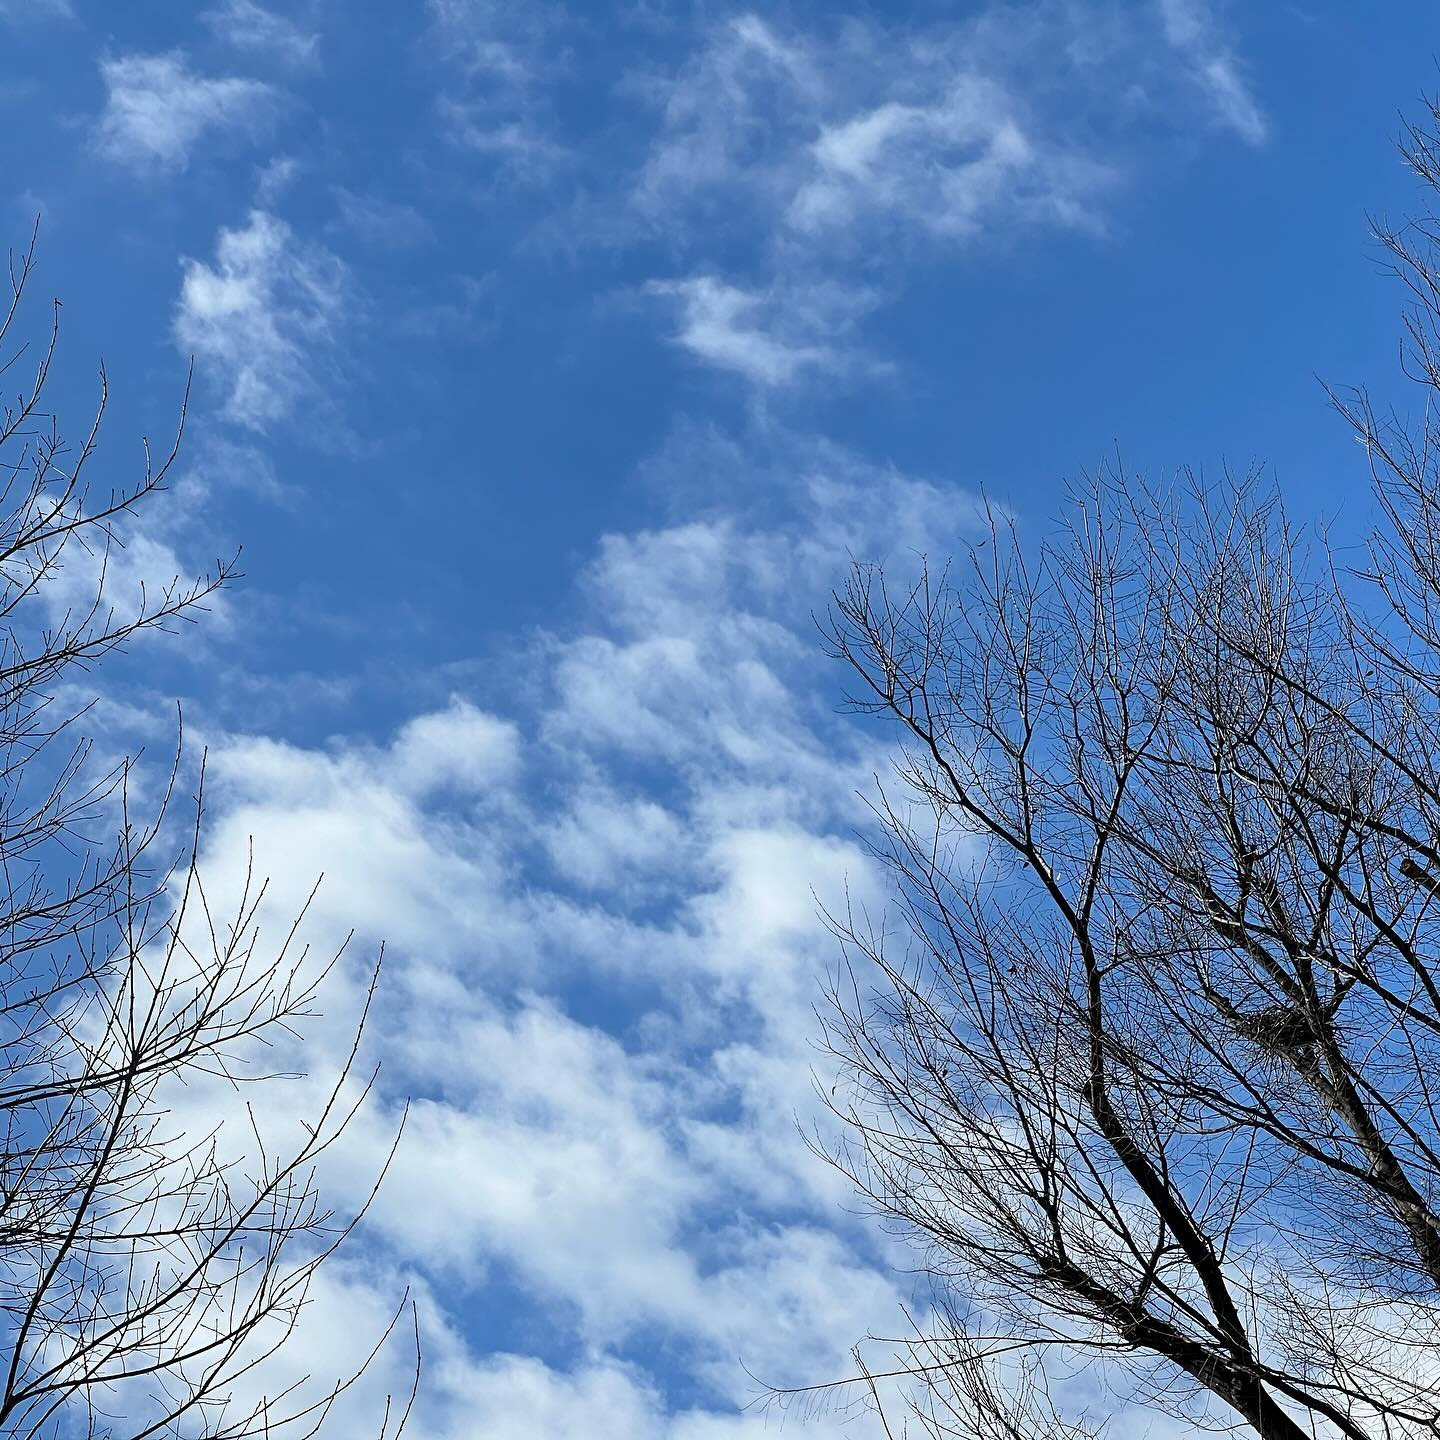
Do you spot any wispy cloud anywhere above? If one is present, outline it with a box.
[427,0,569,179]
[1156,0,1267,144]
[621,6,1265,389]
[427,0,556,78]
[436,99,566,183]
[96,51,274,173]
[174,209,348,429]
[631,15,822,228]
[647,275,880,389]
[792,77,1108,240]
[633,12,1117,255]
[624,11,1122,389]
[633,3,1270,256]
[203,0,319,67]
[331,186,434,248]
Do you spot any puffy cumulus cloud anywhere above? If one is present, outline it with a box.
[372,1003,694,1256]
[433,1353,666,1440]
[389,698,521,797]
[543,784,691,893]
[168,431,982,1429]
[1156,0,1266,145]
[419,1341,888,1440]
[198,733,524,979]
[175,210,349,429]
[96,52,274,173]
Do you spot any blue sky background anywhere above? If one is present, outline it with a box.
[1,2,1435,1435]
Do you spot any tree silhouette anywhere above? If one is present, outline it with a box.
[0,228,414,1440]
[808,100,1440,1440]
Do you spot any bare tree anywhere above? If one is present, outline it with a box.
[0,231,414,1439]
[807,101,1440,1440]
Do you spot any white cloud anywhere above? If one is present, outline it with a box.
[204,0,319,66]
[437,100,566,182]
[167,430,978,1429]
[543,785,689,892]
[174,210,348,429]
[647,275,879,388]
[427,0,568,179]
[632,4,1267,259]
[428,0,552,78]
[255,153,300,203]
[792,77,1097,240]
[620,6,1265,389]
[331,186,434,248]
[632,15,822,228]
[96,52,274,173]
[633,12,1116,254]
[1156,0,1267,144]
[389,699,520,798]
[434,1353,667,1440]
[39,527,218,637]
[420,1344,888,1440]
[623,11,1130,388]
[427,0,576,86]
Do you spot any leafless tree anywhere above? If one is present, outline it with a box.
[805,101,1440,1440]
[0,231,414,1439]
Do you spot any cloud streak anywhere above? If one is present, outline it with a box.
[427,0,569,179]
[203,0,320,67]
[96,51,274,173]
[632,12,1121,255]
[174,209,349,429]
[1157,0,1267,144]
[646,275,880,388]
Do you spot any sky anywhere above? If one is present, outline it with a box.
[1,1,1436,1436]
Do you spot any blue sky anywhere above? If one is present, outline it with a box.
[2,1,1435,1435]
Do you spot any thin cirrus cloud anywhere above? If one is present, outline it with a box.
[437,99,567,182]
[790,76,1107,240]
[1156,0,1267,145]
[645,275,881,389]
[330,185,436,249]
[625,11,1118,395]
[202,0,320,67]
[427,0,569,178]
[174,209,349,430]
[95,51,275,173]
[632,12,1118,253]
[427,0,557,83]
[625,5,1263,391]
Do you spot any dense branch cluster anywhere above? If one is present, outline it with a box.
[815,103,1440,1440]
[0,233,411,1439]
